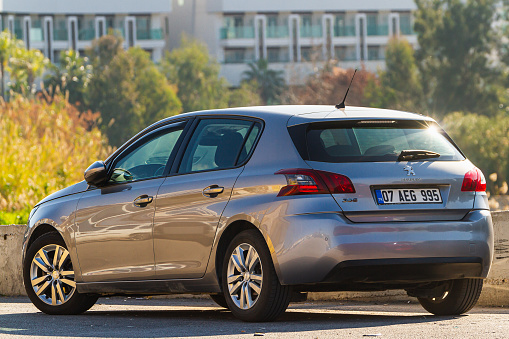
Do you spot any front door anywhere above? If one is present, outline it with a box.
[74,122,187,282]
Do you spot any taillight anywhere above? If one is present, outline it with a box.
[461,167,486,192]
[275,169,355,197]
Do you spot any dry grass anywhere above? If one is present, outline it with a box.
[0,95,112,223]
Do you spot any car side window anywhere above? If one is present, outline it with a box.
[110,124,185,183]
[178,119,254,174]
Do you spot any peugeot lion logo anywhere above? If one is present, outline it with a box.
[404,165,415,176]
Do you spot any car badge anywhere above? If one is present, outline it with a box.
[403,165,415,176]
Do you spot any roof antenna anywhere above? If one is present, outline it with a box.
[335,68,357,109]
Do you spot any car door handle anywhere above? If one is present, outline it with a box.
[202,185,224,197]
[133,195,153,207]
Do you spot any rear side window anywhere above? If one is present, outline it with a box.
[296,120,464,163]
[178,119,260,173]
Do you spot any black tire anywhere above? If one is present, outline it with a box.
[210,294,229,308]
[221,229,292,322]
[23,232,98,315]
[418,278,483,316]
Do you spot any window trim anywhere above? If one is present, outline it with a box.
[102,120,191,186]
[169,115,264,176]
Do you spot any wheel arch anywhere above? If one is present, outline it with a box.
[26,223,62,251]
[214,219,282,289]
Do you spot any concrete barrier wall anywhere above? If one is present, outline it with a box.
[1,211,508,306]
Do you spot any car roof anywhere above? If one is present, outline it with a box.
[169,105,434,126]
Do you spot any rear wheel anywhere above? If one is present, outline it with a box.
[23,232,98,315]
[418,278,483,315]
[221,229,292,322]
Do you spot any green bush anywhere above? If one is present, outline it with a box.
[0,95,112,224]
[441,112,509,195]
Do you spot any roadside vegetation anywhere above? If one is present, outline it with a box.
[0,0,508,223]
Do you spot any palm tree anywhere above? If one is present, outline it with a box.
[243,59,285,104]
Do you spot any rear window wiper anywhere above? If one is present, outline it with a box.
[398,150,440,161]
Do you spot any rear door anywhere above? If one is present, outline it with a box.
[153,117,262,279]
[290,119,476,222]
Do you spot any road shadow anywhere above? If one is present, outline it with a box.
[0,303,457,338]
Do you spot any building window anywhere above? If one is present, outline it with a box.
[224,48,254,64]
[368,46,383,60]
[400,13,413,35]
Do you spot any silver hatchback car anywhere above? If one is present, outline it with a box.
[23,105,493,322]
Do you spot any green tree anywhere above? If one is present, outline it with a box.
[243,59,285,104]
[228,81,263,107]
[85,35,141,146]
[86,36,182,146]
[364,38,423,111]
[442,112,509,195]
[414,0,500,116]
[8,45,48,96]
[44,50,93,106]
[161,36,229,112]
[128,47,182,126]
[0,31,16,100]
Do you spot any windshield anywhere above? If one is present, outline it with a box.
[301,120,464,163]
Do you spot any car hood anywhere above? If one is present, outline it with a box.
[35,180,89,207]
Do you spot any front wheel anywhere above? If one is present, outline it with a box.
[23,232,98,315]
[221,229,292,322]
[418,278,483,316]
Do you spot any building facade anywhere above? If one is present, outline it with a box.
[0,0,171,63]
[168,0,418,86]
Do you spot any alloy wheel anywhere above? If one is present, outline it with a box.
[226,243,263,310]
[29,244,76,306]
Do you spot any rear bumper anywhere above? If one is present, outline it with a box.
[266,209,493,287]
[322,257,482,284]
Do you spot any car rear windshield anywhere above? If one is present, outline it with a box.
[290,120,465,163]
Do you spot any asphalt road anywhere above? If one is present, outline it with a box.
[0,296,508,338]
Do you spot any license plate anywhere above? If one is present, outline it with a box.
[375,188,442,205]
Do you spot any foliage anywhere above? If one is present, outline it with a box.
[0,30,18,100]
[228,81,263,107]
[242,59,285,104]
[280,65,375,106]
[86,35,181,146]
[0,95,111,224]
[161,36,230,112]
[128,47,182,127]
[85,35,140,146]
[44,50,93,106]
[442,112,509,194]
[414,0,501,116]
[8,47,48,96]
[364,38,423,112]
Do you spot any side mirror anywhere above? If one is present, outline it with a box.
[84,161,108,186]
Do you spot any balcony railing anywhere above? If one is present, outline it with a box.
[53,28,68,41]
[334,25,355,37]
[266,25,289,38]
[78,28,95,41]
[300,25,322,38]
[367,24,389,36]
[220,26,255,39]
[137,28,163,40]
